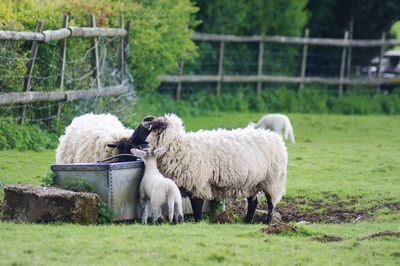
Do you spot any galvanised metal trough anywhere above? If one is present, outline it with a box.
[51,161,209,222]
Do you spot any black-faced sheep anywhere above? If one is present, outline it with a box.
[131,147,184,224]
[55,113,137,163]
[130,114,288,224]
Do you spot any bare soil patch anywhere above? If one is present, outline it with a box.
[311,235,344,242]
[227,197,400,224]
[261,223,297,234]
[359,231,400,241]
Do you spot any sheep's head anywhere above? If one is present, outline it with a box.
[128,115,156,146]
[106,115,156,154]
[106,137,134,154]
[132,114,184,147]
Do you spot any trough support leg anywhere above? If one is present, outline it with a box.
[265,195,274,225]
[189,197,204,222]
[244,196,258,224]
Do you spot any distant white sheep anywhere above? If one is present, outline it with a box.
[132,113,288,224]
[251,114,295,144]
[131,147,184,224]
[55,113,134,163]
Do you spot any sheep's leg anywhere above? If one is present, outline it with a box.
[264,195,274,225]
[189,197,204,222]
[244,195,258,224]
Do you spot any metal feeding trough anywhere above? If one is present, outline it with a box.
[51,161,209,222]
[51,161,144,221]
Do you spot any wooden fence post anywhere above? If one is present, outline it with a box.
[256,38,264,96]
[216,39,225,96]
[124,20,131,75]
[21,20,43,124]
[176,58,184,101]
[346,19,354,80]
[338,31,349,96]
[57,14,69,121]
[118,16,125,82]
[376,32,386,94]
[299,28,309,90]
[89,14,101,88]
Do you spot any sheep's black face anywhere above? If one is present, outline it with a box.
[106,138,135,154]
[128,115,156,147]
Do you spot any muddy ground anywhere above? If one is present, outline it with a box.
[224,196,400,224]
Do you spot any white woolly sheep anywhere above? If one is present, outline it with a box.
[131,147,184,224]
[132,114,288,224]
[55,113,134,163]
[252,113,295,144]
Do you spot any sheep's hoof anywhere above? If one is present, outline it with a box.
[177,215,184,224]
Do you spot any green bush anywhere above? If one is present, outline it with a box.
[0,117,57,151]
[0,0,198,93]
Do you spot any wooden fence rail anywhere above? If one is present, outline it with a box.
[0,15,131,122]
[160,32,400,100]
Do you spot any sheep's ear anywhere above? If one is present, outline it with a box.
[143,115,156,122]
[142,117,165,131]
[153,147,167,157]
[130,148,146,158]
[107,141,123,149]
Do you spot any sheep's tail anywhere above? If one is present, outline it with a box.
[167,193,175,223]
[283,119,295,144]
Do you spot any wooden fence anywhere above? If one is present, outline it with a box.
[0,15,131,122]
[158,32,400,100]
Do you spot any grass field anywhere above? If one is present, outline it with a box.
[1,113,399,265]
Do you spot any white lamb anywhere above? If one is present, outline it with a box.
[133,113,288,224]
[55,113,134,163]
[251,114,295,144]
[131,147,184,224]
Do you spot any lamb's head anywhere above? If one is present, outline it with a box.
[140,113,184,148]
[130,147,167,162]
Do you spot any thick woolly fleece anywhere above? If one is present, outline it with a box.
[146,114,288,206]
[55,113,133,163]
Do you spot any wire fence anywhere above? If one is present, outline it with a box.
[0,15,135,126]
[159,32,400,100]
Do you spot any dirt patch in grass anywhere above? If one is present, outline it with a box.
[213,211,235,224]
[261,223,297,234]
[228,197,400,224]
[358,231,400,241]
[311,235,344,242]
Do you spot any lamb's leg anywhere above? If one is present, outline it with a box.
[264,195,274,225]
[152,208,163,225]
[141,200,149,225]
[167,196,175,224]
[189,197,204,222]
[244,195,258,224]
[174,202,184,224]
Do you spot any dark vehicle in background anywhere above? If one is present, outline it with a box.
[360,50,400,78]
[359,50,400,93]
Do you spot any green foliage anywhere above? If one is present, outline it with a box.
[0,117,57,151]
[195,0,308,36]
[124,87,400,121]
[98,200,114,225]
[40,172,56,187]
[0,0,198,93]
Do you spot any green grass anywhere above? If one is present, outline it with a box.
[1,113,399,265]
